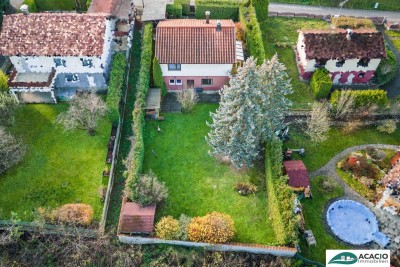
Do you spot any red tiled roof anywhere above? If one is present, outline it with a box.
[300,29,386,60]
[88,0,117,14]
[283,160,310,188]
[0,13,108,57]
[120,202,156,233]
[155,19,236,64]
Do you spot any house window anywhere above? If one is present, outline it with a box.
[316,58,328,66]
[81,58,93,68]
[358,72,365,78]
[357,58,370,68]
[54,58,66,67]
[169,79,175,85]
[176,79,182,85]
[168,64,181,71]
[336,58,345,68]
[201,79,213,86]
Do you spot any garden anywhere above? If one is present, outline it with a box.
[270,0,400,11]
[0,104,111,222]
[143,104,277,244]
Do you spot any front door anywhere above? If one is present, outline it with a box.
[187,80,194,89]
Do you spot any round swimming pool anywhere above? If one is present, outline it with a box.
[326,199,389,247]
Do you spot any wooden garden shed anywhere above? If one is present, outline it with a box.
[119,201,156,234]
[283,160,310,192]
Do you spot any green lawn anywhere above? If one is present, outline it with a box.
[300,176,348,263]
[271,0,400,11]
[260,17,330,109]
[143,104,276,244]
[386,30,400,52]
[0,104,110,222]
[35,0,87,11]
[285,126,400,172]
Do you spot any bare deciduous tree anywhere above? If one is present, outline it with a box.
[57,93,107,136]
[176,87,198,113]
[0,128,26,174]
[333,91,354,119]
[306,102,330,143]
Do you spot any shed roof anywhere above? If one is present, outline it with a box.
[145,88,161,110]
[156,19,236,64]
[120,202,156,233]
[283,160,310,189]
[300,29,386,60]
[0,13,108,57]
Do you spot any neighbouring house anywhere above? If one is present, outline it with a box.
[0,13,115,103]
[155,19,242,92]
[296,29,386,84]
[283,160,310,193]
[119,201,156,234]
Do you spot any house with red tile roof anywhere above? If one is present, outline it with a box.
[296,29,386,84]
[0,13,116,103]
[155,19,242,92]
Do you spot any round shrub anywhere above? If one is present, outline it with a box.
[310,68,332,99]
[188,212,235,243]
[234,182,258,195]
[377,119,397,134]
[155,216,180,240]
[135,171,168,206]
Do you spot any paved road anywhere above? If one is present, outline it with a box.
[269,3,400,22]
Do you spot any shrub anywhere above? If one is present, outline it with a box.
[318,176,338,193]
[377,119,397,134]
[366,147,386,161]
[166,4,182,18]
[310,68,332,99]
[106,53,127,124]
[152,57,167,97]
[155,216,180,240]
[176,88,198,113]
[176,214,191,241]
[134,171,168,206]
[330,89,388,108]
[234,182,258,195]
[0,91,18,126]
[125,23,153,199]
[340,155,379,179]
[0,128,26,175]
[175,0,190,15]
[188,212,235,243]
[331,16,375,29]
[0,70,8,92]
[39,204,94,225]
[239,3,265,64]
[252,0,269,21]
[22,0,38,12]
[195,0,238,21]
[341,119,362,135]
[376,50,398,85]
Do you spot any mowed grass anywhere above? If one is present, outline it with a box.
[285,126,400,172]
[300,176,348,263]
[35,0,86,11]
[386,30,400,52]
[143,104,276,244]
[0,104,110,221]
[260,17,330,109]
[271,0,400,11]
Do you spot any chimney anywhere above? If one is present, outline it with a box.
[346,28,353,41]
[20,4,29,15]
[205,11,210,24]
[216,20,221,32]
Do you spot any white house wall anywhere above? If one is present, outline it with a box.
[160,64,232,77]
[304,58,381,73]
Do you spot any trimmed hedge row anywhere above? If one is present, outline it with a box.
[166,4,183,18]
[265,139,299,245]
[106,53,127,124]
[239,2,265,65]
[195,0,239,21]
[310,68,332,99]
[175,0,190,15]
[125,23,153,200]
[331,16,375,29]
[153,57,167,97]
[330,89,388,108]
[252,0,269,21]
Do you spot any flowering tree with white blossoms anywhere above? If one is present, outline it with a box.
[206,55,292,168]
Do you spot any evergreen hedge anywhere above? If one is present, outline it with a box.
[252,0,269,21]
[310,68,332,99]
[153,57,167,97]
[330,89,388,108]
[265,139,299,245]
[106,53,127,124]
[125,23,153,200]
[195,0,239,21]
[166,4,183,18]
[175,0,190,15]
[239,2,265,65]
[376,49,397,85]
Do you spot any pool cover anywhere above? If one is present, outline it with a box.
[327,199,390,247]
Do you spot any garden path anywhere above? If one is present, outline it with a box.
[309,144,400,250]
